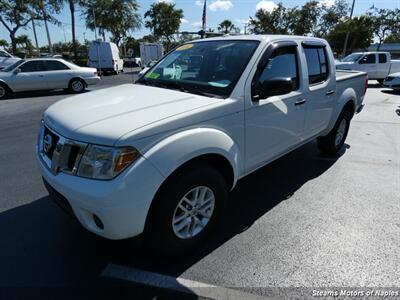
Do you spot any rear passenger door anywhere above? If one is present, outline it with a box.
[44,60,71,89]
[302,44,335,137]
[376,53,390,78]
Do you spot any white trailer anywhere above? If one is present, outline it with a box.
[139,43,163,68]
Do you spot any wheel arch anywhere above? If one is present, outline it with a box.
[141,127,241,190]
[0,80,12,92]
[322,88,356,136]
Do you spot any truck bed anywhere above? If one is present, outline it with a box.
[336,69,366,81]
[336,69,367,112]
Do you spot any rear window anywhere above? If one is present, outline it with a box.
[45,60,70,71]
[304,46,329,85]
[379,54,387,63]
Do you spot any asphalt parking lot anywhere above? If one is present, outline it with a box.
[0,77,399,299]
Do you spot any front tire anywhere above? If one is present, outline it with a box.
[145,166,228,257]
[317,110,352,156]
[0,83,9,99]
[377,79,384,85]
[69,78,85,93]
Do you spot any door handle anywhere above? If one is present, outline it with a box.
[294,99,306,106]
[326,90,335,95]
[38,75,44,77]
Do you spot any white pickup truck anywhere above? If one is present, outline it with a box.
[336,51,400,84]
[37,35,367,254]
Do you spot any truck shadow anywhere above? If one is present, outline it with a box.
[0,141,347,298]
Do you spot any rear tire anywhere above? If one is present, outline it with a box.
[317,110,352,156]
[145,165,228,257]
[0,83,8,99]
[69,78,85,93]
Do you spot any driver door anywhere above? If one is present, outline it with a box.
[245,42,306,172]
[10,60,48,92]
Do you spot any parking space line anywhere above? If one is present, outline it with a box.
[102,263,268,300]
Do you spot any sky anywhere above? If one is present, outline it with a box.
[0,0,399,47]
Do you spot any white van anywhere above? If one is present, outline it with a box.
[87,41,124,74]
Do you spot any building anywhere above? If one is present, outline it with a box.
[368,43,400,59]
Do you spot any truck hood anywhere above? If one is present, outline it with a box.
[43,84,222,145]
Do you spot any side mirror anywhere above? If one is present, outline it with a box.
[252,77,293,100]
[13,68,21,74]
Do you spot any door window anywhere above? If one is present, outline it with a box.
[45,60,70,71]
[304,46,329,85]
[378,54,387,63]
[257,46,299,92]
[360,54,376,64]
[19,61,46,72]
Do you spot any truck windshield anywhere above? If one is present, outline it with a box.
[341,53,362,62]
[137,40,259,98]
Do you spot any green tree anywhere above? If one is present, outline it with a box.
[0,39,8,47]
[367,7,400,50]
[81,0,141,46]
[33,0,64,54]
[0,0,42,54]
[385,33,400,43]
[218,19,238,34]
[15,34,34,53]
[316,0,349,38]
[291,1,321,36]
[327,16,374,55]
[248,3,296,34]
[144,2,183,51]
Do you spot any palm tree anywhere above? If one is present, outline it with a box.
[218,19,236,34]
[67,0,78,60]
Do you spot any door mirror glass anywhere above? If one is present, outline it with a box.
[260,77,293,98]
[13,68,20,74]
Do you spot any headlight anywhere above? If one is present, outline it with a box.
[77,145,139,180]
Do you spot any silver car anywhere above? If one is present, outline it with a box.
[0,49,21,70]
[0,58,100,99]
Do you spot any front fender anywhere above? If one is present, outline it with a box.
[142,128,241,188]
[322,88,356,136]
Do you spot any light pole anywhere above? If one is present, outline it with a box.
[342,0,356,58]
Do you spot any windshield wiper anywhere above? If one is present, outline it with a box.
[137,79,222,98]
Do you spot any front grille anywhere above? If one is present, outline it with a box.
[43,126,60,160]
[38,123,87,175]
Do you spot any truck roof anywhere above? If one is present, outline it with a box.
[190,34,327,44]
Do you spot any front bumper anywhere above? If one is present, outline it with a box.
[383,79,400,89]
[37,153,165,240]
[85,76,101,85]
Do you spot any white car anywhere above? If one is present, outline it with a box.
[37,35,367,255]
[0,49,21,70]
[0,58,100,99]
[383,72,400,90]
[336,52,400,84]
